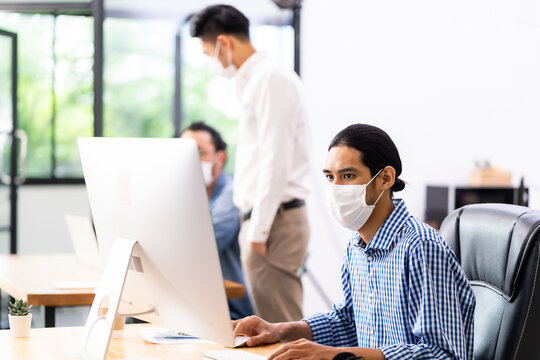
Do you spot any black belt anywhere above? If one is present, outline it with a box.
[241,199,305,222]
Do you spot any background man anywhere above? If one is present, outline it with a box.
[190,5,311,322]
[181,121,253,320]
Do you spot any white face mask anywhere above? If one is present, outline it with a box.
[201,161,214,186]
[326,169,385,232]
[212,40,237,79]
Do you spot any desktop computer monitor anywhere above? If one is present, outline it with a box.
[78,137,237,349]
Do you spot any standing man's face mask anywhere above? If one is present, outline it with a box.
[326,169,384,231]
[212,40,237,78]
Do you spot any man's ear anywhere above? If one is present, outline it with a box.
[380,166,396,191]
[216,150,227,171]
[216,34,234,52]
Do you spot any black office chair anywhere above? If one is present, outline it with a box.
[440,203,540,360]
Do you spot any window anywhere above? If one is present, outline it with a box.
[0,12,93,179]
[0,10,295,180]
[104,18,176,138]
[180,23,294,174]
[54,15,93,177]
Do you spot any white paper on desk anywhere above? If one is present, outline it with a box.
[138,326,214,344]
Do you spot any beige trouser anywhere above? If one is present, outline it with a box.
[239,206,310,323]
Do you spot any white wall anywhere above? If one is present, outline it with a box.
[17,185,90,254]
[301,0,540,312]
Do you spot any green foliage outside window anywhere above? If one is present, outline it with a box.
[0,13,241,179]
[104,18,175,138]
[0,13,55,178]
[181,64,238,175]
[1,9,293,182]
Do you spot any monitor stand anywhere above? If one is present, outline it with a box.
[80,238,137,360]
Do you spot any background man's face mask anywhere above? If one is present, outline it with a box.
[212,40,237,79]
[326,169,384,231]
[201,160,215,186]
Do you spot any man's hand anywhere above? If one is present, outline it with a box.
[251,242,267,257]
[268,339,341,360]
[233,315,281,346]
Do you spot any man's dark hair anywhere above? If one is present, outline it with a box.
[183,122,227,152]
[189,4,250,42]
[329,124,405,192]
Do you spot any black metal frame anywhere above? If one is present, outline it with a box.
[0,2,91,14]
[92,0,103,137]
[292,4,301,76]
[174,30,182,137]
[50,15,57,177]
[0,28,19,255]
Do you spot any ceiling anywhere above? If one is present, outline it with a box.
[0,0,291,23]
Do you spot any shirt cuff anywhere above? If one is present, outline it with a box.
[380,345,407,360]
[245,220,272,243]
[379,343,442,360]
[303,313,333,345]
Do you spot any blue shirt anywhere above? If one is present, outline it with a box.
[304,199,475,360]
[210,173,254,320]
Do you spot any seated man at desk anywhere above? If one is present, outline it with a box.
[233,124,475,359]
[182,122,253,320]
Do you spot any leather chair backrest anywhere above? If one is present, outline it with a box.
[440,203,540,360]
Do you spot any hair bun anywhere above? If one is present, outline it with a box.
[391,178,405,192]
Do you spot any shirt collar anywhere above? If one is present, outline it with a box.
[353,199,410,251]
[235,51,267,80]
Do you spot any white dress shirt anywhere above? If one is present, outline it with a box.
[233,51,310,244]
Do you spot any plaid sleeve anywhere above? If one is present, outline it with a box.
[303,249,358,348]
[380,240,475,360]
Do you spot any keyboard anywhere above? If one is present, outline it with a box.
[203,350,266,360]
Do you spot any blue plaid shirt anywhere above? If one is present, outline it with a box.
[304,199,475,359]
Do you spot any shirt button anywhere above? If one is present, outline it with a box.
[370,329,374,335]
[367,256,373,261]
[369,292,374,297]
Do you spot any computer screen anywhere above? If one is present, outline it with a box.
[78,137,236,349]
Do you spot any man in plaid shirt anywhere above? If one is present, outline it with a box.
[233,124,475,360]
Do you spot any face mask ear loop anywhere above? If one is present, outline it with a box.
[367,169,385,207]
[366,168,384,186]
[227,47,233,67]
[372,189,385,207]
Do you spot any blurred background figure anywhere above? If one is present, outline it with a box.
[190,4,311,322]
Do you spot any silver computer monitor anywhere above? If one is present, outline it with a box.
[78,137,236,347]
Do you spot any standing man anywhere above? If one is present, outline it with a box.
[181,122,253,320]
[190,5,311,322]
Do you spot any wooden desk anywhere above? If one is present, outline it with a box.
[0,254,244,327]
[0,324,280,359]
